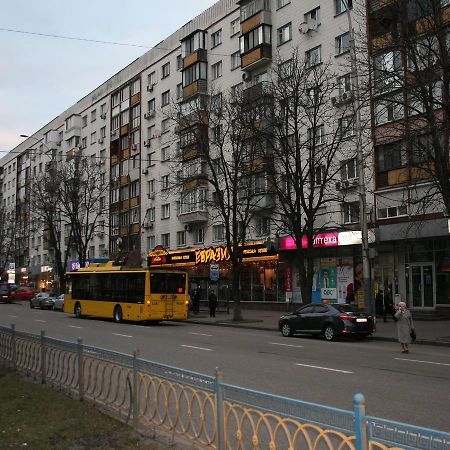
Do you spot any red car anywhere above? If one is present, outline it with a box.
[10,287,37,301]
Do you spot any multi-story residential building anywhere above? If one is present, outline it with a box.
[1,0,447,314]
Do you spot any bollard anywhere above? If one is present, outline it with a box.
[77,337,84,401]
[215,367,225,450]
[11,324,16,370]
[353,393,368,450]
[132,349,140,429]
[40,330,46,384]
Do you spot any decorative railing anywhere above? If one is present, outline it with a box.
[0,324,448,450]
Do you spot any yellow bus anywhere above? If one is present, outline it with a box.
[64,262,189,322]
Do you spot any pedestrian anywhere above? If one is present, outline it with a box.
[191,287,200,314]
[394,302,414,353]
[208,289,218,318]
[345,288,355,306]
[383,287,396,322]
[375,288,384,317]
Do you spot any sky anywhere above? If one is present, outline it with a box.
[0,0,218,155]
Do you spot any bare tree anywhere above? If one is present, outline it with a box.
[0,205,16,280]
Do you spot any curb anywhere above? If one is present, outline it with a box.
[184,319,450,347]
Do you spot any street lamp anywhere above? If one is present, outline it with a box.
[344,3,373,314]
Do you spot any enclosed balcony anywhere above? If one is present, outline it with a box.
[178,188,208,224]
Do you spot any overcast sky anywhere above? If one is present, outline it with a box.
[0,0,217,155]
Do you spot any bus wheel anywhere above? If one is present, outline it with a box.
[74,302,82,319]
[113,306,123,323]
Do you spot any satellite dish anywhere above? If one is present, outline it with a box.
[299,19,317,34]
[299,22,309,34]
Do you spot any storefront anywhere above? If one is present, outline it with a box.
[147,242,285,303]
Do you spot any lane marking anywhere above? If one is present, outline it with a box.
[112,333,133,338]
[8,315,18,318]
[189,332,213,337]
[181,344,212,352]
[395,358,450,367]
[296,363,353,374]
[35,319,46,323]
[269,342,304,348]
[68,325,82,329]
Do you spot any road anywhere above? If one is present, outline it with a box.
[1,302,449,431]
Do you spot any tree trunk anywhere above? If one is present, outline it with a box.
[231,257,243,321]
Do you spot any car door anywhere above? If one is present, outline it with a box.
[292,305,316,332]
[310,305,330,331]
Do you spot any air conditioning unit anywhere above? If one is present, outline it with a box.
[148,192,155,199]
[341,91,353,102]
[144,139,151,147]
[98,138,104,144]
[299,18,318,34]
[100,113,107,119]
[151,133,161,139]
[147,84,155,92]
[144,111,155,120]
[143,222,154,229]
[184,224,192,232]
[142,168,148,175]
[111,130,117,137]
[242,71,251,82]
[131,143,137,150]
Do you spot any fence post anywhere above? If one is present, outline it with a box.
[215,367,225,450]
[77,337,84,401]
[132,349,139,429]
[11,324,16,370]
[40,330,46,384]
[353,393,368,450]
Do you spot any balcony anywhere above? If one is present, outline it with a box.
[241,10,271,34]
[369,0,397,12]
[182,144,209,161]
[241,44,272,70]
[183,80,208,100]
[178,209,208,224]
[183,49,207,69]
[251,192,276,210]
[243,81,272,103]
[371,32,394,52]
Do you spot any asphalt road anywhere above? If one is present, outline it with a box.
[1,302,449,432]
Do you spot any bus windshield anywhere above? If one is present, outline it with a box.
[150,272,186,294]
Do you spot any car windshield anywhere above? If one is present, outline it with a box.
[332,304,359,313]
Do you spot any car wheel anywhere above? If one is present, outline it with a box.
[113,305,123,323]
[323,325,336,341]
[281,322,293,337]
[74,302,82,319]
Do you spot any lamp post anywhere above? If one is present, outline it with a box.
[344,3,373,314]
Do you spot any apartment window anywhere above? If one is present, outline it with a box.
[121,86,129,102]
[412,133,436,163]
[213,224,225,242]
[374,97,403,125]
[111,164,119,179]
[161,90,170,107]
[81,137,87,149]
[279,59,293,79]
[120,185,129,201]
[240,24,272,54]
[90,132,97,145]
[241,0,271,21]
[211,93,222,110]
[161,233,170,248]
[148,71,156,86]
[305,7,320,24]
[182,61,207,87]
[91,109,97,122]
[177,231,186,247]
[147,235,156,249]
[335,0,352,14]
[211,29,222,48]
[277,23,292,46]
[131,105,140,129]
[148,179,155,195]
[82,115,87,127]
[111,188,119,203]
[121,135,129,150]
[161,62,170,79]
[231,83,244,98]
[111,115,120,131]
[130,180,140,198]
[377,205,408,219]
[277,0,290,8]
[308,124,325,146]
[376,141,406,172]
[100,126,106,138]
[112,92,120,108]
[231,51,241,70]
[100,103,107,116]
[161,204,170,219]
[340,158,359,180]
[161,146,170,161]
[148,207,156,222]
[161,118,170,133]
[212,61,223,79]
[176,83,183,99]
[342,202,360,224]
[176,54,183,70]
[256,217,270,236]
[195,228,205,244]
[373,51,402,93]
[161,174,169,190]
[336,32,350,55]
[147,151,156,166]
[121,109,129,126]
[147,99,156,114]
[131,79,140,95]
[306,46,322,67]
[230,18,240,36]
[339,115,355,138]
[338,74,352,94]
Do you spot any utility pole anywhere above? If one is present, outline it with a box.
[344,2,373,314]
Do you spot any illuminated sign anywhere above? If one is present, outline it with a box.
[195,246,230,264]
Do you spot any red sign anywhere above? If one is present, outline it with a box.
[285,266,293,292]
[279,233,339,250]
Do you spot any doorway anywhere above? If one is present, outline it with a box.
[405,264,435,308]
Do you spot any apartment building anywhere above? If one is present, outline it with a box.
[1,0,447,312]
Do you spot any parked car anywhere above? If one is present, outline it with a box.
[10,287,37,302]
[278,303,375,341]
[53,294,65,311]
[0,289,12,304]
[30,293,52,309]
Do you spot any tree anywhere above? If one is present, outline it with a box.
[261,51,362,304]
[0,205,16,281]
[168,88,269,320]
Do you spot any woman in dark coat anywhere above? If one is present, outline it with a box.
[394,302,414,353]
[208,290,218,318]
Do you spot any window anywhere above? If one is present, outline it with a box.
[335,0,352,15]
[176,83,183,99]
[212,61,223,79]
[231,83,243,98]
[161,62,170,79]
[111,188,119,204]
[148,71,156,86]
[377,205,408,219]
[277,0,290,8]
[305,7,320,25]
[182,61,207,86]
[111,115,120,131]
[148,207,156,222]
[182,30,206,55]
[112,92,120,108]
[373,51,402,93]
[240,24,272,54]
[90,132,97,145]
[340,158,359,180]
[131,105,140,129]
[100,103,107,115]
[376,142,406,172]
[279,59,293,79]
[91,109,97,122]
[211,29,222,48]
[130,208,139,224]
[338,74,352,94]
[161,233,170,248]
[177,231,186,247]
[161,174,170,190]
[230,18,240,36]
[179,188,207,214]
[161,118,170,134]
[306,46,322,67]
[147,151,156,166]
[161,90,170,107]
[412,133,436,163]
[241,0,271,21]
[161,204,170,219]
[148,179,155,195]
[161,146,170,161]
[374,97,403,125]
[308,124,325,146]
[339,115,355,138]
[100,126,106,138]
[148,99,156,114]
[277,23,292,45]
[82,115,87,127]
[336,32,350,55]
[231,51,241,70]
[213,224,225,241]
[195,228,205,244]
[131,79,140,95]
[147,235,156,249]
[81,137,87,149]
[256,217,270,236]
[120,185,129,201]
[176,54,183,70]
[130,180,140,198]
[342,202,360,224]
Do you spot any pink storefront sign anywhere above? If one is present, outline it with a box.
[279,233,339,250]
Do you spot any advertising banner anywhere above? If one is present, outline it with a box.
[320,258,337,301]
[337,257,354,304]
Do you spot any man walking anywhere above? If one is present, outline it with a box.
[208,289,218,318]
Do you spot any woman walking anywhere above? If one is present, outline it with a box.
[394,302,414,353]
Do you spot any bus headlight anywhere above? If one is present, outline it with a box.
[147,300,150,305]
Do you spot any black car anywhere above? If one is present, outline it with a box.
[278,303,375,341]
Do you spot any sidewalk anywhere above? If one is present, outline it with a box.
[185,308,450,347]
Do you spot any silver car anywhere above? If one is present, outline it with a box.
[53,294,65,311]
[30,292,50,309]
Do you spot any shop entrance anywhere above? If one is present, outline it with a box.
[405,263,435,308]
